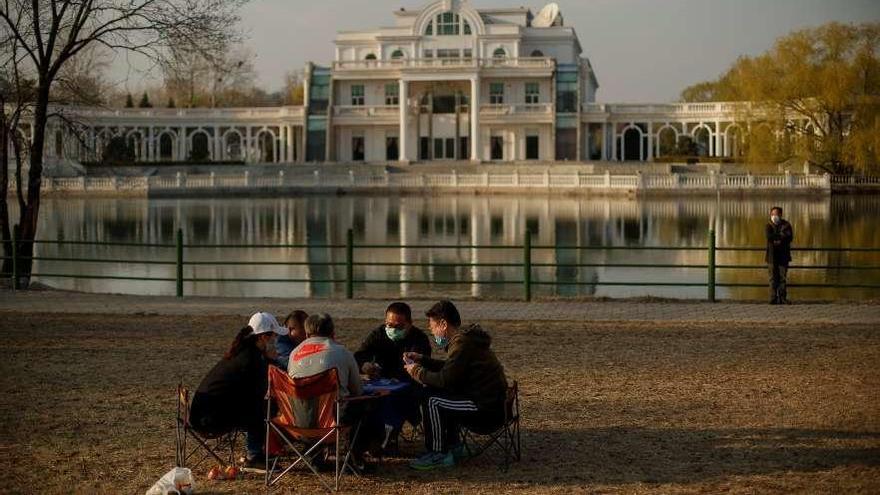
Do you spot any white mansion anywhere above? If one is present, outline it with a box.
[33,0,749,167]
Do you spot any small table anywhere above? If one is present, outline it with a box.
[363,378,411,396]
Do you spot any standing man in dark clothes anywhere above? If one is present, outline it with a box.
[766,206,794,304]
[354,302,432,452]
[404,300,508,470]
[190,312,289,468]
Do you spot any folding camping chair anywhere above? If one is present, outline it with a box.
[459,381,522,472]
[175,384,242,470]
[264,365,367,492]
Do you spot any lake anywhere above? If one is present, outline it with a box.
[19,194,880,301]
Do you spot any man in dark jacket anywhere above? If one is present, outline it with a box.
[354,302,432,452]
[354,302,432,381]
[766,206,794,304]
[405,300,508,470]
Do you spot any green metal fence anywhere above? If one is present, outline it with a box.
[5,228,880,301]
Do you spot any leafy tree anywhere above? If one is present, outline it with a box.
[680,22,880,174]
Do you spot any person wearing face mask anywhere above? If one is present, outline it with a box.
[404,300,508,471]
[766,206,794,304]
[353,302,432,454]
[189,312,288,469]
[354,302,432,381]
[273,309,308,370]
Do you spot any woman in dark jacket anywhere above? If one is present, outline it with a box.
[190,312,288,467]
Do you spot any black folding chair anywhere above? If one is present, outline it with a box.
[175,384,242,470]
[459,381,522,471]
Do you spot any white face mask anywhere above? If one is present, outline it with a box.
[771,215,780,224]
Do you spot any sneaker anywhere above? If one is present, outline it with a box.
[409,451,455,471]
[451,444,470,462]
[350,456,377,475]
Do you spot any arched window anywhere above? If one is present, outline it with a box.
[391,49,405,59]
[531,49,544,57]
[159,133,174,160]
[365,53,377,61]
[438,12,460,35]
[493,47,507,59]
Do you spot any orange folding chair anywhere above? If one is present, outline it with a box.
[175,384,241,470]
[459,381,522,472]
[264,366,366,492]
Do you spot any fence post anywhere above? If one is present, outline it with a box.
[176,228,184,298]
[523,230,532,302]
[707,229,716,302]
[10,227,17,291]
[346,228,354,299]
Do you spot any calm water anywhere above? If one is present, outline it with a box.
[21,194,880,300]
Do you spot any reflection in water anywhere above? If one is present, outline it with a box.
[24,195,880,300]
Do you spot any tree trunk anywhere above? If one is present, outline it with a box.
[0,101,11,280]
[14,81,51,288]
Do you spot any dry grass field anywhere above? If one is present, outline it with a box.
[1,312,878,494]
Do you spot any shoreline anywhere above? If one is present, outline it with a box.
[8,169,877,198]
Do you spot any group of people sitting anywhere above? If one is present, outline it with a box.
[188,300,508,472]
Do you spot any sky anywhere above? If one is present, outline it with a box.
[116,0,879,103]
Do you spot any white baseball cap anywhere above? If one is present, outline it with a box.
[248,312,289,336]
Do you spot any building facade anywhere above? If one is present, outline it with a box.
[21,0,750,167]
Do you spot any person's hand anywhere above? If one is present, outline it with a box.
[404,362,419,378]
[403,352,423,364]
[361,362,381,379]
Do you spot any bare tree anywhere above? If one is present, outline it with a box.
[0,32,37,282]
[0,0,247,288]
[162,39,257,108]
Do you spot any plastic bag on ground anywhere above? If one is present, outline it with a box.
[145,467,195,495]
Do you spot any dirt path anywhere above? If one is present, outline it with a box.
[2,290,879,324]
[1,312,878,494]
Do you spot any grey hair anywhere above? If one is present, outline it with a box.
[305,313,335,337]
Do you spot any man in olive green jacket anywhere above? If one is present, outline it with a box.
[404,300,508,470]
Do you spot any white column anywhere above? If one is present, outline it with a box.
[470,77,481,163]
[715,121,723,157]
[279,125,286,162]
[286,125,294,163]
[213,126,220,161]
[141,129,148,161]
[611,124,618,161]
[601,123,608,161]
[147,127,154,161]
[647,121,654,162]
[399,80,409,164]
[245,126,252,164]
[178,127,186,161]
